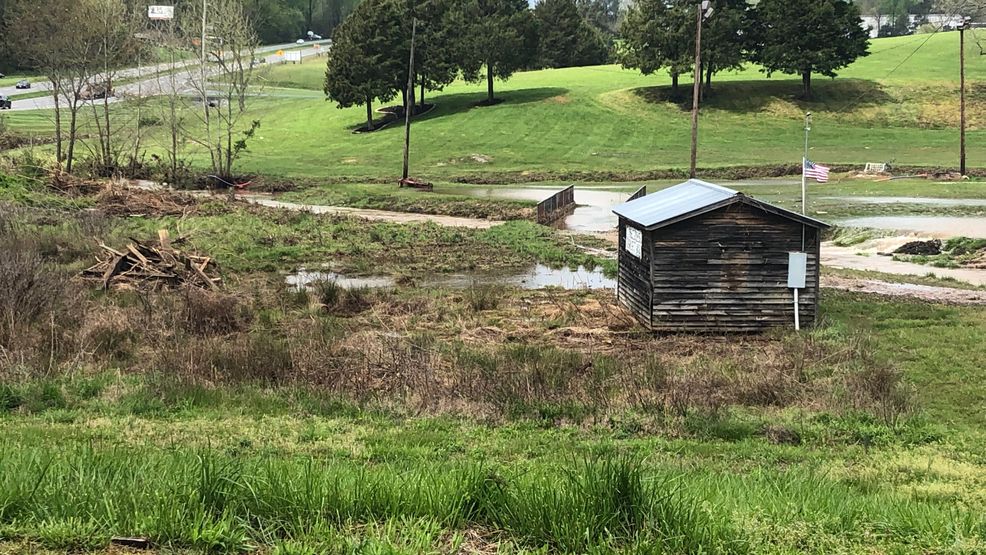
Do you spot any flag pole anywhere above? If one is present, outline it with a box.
[802,112,811,216]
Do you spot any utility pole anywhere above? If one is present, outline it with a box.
[689,1,713,179]
[960,16,970,176]
[402,19,417,181]
[201,0,210,141]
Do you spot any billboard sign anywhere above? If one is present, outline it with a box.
[148,5,175,20]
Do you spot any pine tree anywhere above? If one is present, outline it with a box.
[535,0,608,68]
[323,0,404,131]
[459,0,538,105]
[751,0,870,99]
[618,0,693,96]
[699,0,750,94]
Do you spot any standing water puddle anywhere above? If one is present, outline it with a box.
[822,197,986,207]
[287,264,616,290]
[464,187,633,232]
[835,216,986,238]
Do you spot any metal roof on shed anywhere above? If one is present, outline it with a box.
[612,179,830,230]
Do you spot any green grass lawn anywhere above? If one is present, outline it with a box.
[3,33,984,184]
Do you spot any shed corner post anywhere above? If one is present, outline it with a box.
[648,226,655,331]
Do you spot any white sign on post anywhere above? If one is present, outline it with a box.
[285,50,303,63]
[148,5,175,20]
[787,252,807,289]
[788,252,808,331]
[625,227,642,259]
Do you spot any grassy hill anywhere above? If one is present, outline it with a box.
[211,31,984,181]
[1,32,983,182]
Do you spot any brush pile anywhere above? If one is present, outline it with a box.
[82,232,221,291]
[95,186,200,217]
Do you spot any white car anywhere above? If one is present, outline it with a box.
[296,39,305,44]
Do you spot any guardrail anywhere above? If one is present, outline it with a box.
[536,185,576,224]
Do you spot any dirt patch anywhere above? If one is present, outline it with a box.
[894,240,942,256]
[822,275,986,305]
[474,98,505,107]
[546,94,572,104]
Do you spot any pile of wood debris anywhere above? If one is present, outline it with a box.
[95,186,200,217]
[82,231,221,290]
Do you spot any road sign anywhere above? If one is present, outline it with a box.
[285,51,302,63]
[276,50,285,56]
[148,5,175,20]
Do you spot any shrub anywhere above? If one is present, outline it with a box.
[465,284,504,312]
[180,288,253,336]
[310,280,372,316]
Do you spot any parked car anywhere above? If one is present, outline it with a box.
[0,96,12,110]
[79,82,112,100]
[14,80,30,89]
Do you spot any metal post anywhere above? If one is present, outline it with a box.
[802,112,811,216]
[960,21,967,176]
[689,4,703,179]
[793,289,800,331]
[402,19,417,181]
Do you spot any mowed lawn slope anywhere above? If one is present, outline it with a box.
[222,32,985,180]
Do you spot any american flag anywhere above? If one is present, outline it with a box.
[804,159,830,183]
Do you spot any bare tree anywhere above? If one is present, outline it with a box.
[84,0,142,176]
[5,0,81,167]
[149,17,197,184]
[186,0,263,180]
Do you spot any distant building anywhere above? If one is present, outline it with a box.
[861,13,968,38]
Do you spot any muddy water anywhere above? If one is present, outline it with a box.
[465,187,633,232]
[287,264,616,290]
[822,244,986,286]
[822,197,986,207]
[835,216,986,238]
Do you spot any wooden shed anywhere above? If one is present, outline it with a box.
[612,180,830,333]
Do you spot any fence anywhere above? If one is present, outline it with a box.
[536,185,576,224]
[628,185,647,202]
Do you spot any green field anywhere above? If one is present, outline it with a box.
[3,33,985,183]
[209,32,985,180]
[3,29,986,555]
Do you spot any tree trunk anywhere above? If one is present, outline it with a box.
[704,62,713,96]
[420,81,425,109]
[671,73,679,97]
[365,97,374,131]
[802,71,812,99]
[51,79,63,165]
[486,63,494,104]
[66,106,78,174]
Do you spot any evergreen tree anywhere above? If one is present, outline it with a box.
[403,0,461,109]
[618,0,693,96]
[700,0,751,94]
[751,0,870,99]
[535,0,608,68]
[323,0,404,131]
[459,0,538,105]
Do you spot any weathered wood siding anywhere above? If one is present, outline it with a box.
[648,203,820,332]
[617,217,652,328]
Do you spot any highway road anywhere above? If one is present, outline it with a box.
[0,40,329,112]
